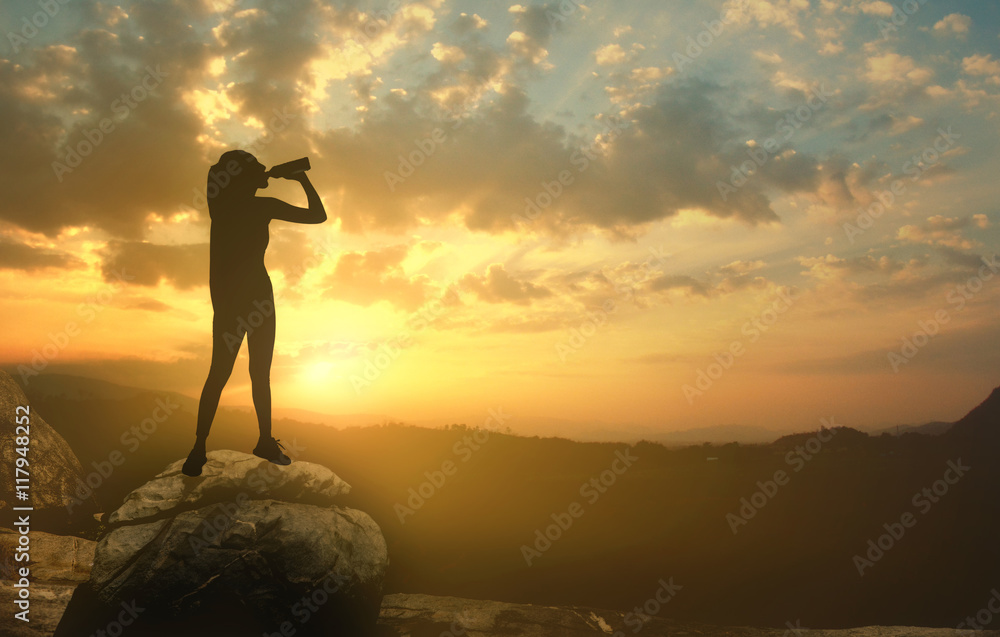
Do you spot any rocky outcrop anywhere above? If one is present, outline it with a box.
[377,593,1000,637]
[55,450,388,636]
[0,370,98,531]
[0,529,96,637]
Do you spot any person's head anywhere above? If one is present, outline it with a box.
[206,150,268,203]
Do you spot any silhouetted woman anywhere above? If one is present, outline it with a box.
[183,150,326,476]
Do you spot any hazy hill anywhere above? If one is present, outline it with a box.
[9,370,1000,631]
[870,421,954,436]
[947,385,1000,441]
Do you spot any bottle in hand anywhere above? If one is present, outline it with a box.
[268,157,311,179]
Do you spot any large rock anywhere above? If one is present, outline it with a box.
[377,593,1000,637]
[55,450,388,636]
[0,370,98,531]
[0,529,97,637]
[0,527,95,583]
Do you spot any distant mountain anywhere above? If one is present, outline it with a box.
[9,371,1000,629]
[229,406,392,429]
[9,371,198,413]
[407,415,780,445]
[5,370,782,444]
[947,385,1000,440]
[869,421,954,437]
[11,370,390,430]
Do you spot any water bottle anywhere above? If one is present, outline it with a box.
[267,157,311,179]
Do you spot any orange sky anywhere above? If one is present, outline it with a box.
[2,0,999,438]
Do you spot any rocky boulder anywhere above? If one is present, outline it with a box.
[377,593,1000,637]
[55,450,389,636]
[0,370,98,531]
[0,529,97,637]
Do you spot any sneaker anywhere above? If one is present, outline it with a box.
[253,437,291,465]
[182,447,207,477]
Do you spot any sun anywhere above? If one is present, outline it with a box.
[305,361,337,383]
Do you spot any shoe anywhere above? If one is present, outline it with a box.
[182,447,207,477]
[253,437,291,465]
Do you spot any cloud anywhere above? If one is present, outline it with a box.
[0,8,220,239]
[265,228,331,287]
[322,244,434,311]
[897,215,981,250]
[314,78,805,239]
[0,238,87,272]
[648,274,710,297]
[774,321,1000,376]
[797,253,905,281]
[431,42,466,64]
[99,241,209,289]
[795,248,988,307]
[865,53,933,86]
[753,51,784,65]
[720,260,767,275]
[961,54,1000,84]
[933,14,971,36]
[595,44,627,66]
[722,0,811,39]
[857,1,894,17]
[121,297,174,312]
[459,263,552,305]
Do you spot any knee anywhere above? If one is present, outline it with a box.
[206,364,233,386]
[249,362,270,381]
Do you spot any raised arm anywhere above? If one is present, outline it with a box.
[258,173,327,224]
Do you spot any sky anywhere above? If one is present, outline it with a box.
[1,0,999,438]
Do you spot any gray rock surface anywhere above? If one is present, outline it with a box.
[107,448,352,524]
[0,527,94,583]
[55,450,387,636]
[0,530,97,637]
[377,593,1000,636]
[0,370,98,530]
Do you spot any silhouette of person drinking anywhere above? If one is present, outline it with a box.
[183,150,326,477]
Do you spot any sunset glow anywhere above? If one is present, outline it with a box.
[2,0,999,437]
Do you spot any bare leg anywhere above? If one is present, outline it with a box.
[194,309,244,450]
[247,293,275,443]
